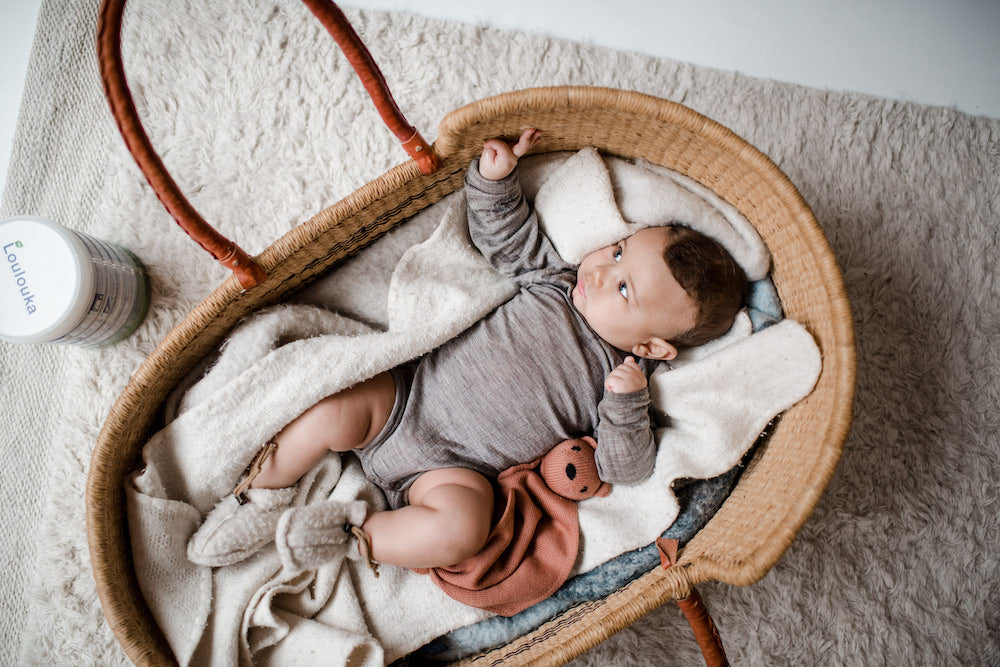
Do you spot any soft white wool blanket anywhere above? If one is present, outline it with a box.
[128,146,817,664]
[3,0,998,665]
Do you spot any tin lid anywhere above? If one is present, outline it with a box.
[0,216,94,344]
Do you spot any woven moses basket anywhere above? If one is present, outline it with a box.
[86,0,856,664]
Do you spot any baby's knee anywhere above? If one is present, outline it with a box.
[437,489,493,563]
[444,500,493,562]
[435,515,491,566]
[412,469,494,564]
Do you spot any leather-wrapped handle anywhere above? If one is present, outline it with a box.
[676,590,730,667]
[300,0,440,174]
[657,537,730,666]
[97,0,441,290]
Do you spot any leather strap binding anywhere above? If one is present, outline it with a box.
[96,0,441,290]
[675,589,730,667]
[658,537,730,667]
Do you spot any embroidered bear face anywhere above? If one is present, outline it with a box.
[539,436,611,501]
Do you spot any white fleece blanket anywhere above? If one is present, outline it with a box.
[127,147,820,665]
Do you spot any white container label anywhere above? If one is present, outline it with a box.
[1,220,81,338]
[1,216,149,346]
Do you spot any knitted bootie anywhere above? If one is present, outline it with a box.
[187,486,297,566]
[275,499,378,576]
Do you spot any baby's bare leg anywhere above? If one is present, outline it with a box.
[363,468,494,569]
[250,371,396,489]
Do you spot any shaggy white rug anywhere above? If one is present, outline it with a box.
[1,0,997,664]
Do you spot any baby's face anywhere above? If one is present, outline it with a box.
[572,226,697,359]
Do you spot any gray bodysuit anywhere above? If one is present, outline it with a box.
[358,161,657,508]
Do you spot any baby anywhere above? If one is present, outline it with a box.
[188,129,747,573]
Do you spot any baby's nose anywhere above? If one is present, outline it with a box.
[592,266,607,287]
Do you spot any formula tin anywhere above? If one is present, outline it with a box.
[0,216,150,346]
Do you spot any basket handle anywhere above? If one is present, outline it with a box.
[658,538,730,666]
[97,0,442,290]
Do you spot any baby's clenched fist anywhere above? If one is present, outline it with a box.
[605,356,647,394]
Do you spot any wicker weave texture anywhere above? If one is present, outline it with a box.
[86,86,855,666]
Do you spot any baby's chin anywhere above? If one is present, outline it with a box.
[570,283,584,310]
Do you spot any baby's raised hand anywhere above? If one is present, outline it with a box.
[478,128,541,181]
[605,357,647,394]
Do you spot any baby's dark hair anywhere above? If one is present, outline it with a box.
[662,224,748,348]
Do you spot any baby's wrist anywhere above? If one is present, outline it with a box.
[603,384,649,399]
[479,162,516,181]
[468,163,521,200]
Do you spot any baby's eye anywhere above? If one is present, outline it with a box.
[613,246,622,262]
[618,281,628,299]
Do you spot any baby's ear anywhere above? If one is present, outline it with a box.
[632,337,677,361]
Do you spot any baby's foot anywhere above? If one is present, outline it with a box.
[275,499,376,575]
[187,486,297,566]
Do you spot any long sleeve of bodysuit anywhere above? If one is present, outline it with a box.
[465,159,569,279]
[595,387,657,484]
